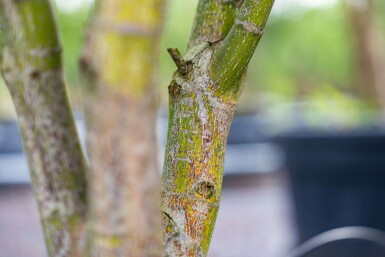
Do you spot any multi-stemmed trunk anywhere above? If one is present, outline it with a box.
[0,0,275,256]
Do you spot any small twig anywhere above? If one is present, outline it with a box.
[167,48,188,76]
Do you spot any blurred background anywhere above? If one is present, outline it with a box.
[1,0,385,256]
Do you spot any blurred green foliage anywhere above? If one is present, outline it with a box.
[251,3,355,98]
[1,0,384,128]
[55,1,358,102]
[56,7,90,88]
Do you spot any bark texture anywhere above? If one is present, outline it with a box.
[162,0,275,256]
[80,0,166,256]
[0,1,87,257]
[346,0,385,109]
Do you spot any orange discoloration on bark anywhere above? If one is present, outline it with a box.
[162,0,274,256]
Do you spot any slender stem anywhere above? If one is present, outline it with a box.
[346,0,385,109]
[81,0,166,256]
[187,0,240,48]
[210,0,275,96]
[0,1,87,257]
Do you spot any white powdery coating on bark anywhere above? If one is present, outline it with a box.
[162,45,236,257]
[2,64,86,257]
[234,19,264,35]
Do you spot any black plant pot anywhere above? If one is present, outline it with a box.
[276,130,385,244]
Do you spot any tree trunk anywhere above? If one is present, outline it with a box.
[0,1,87,257]
[161,0,275,256]
[80,0,166,256]
[346,0,385,109]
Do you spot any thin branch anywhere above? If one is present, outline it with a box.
[187,0,240,48]
[210,0,275,95]
[346,0,385,109]
[0,1,87,257]
[167,48,189,75]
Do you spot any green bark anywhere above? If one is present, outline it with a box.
[188,0,240,47]
[0,1,87,257]
[211,0,275,96]
[80,0,166,256]
[161,0,274,256]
